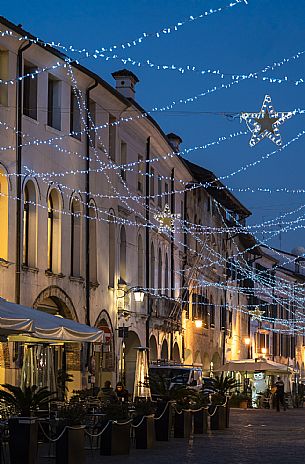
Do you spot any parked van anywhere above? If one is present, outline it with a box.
[149,363,204,395]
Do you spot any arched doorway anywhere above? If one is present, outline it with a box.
[172,342,181,363]
[24,287,79,396]
[124,331,141,393]
[94,311,115,389]
[149,335,158,362]
[211,352,221,370]
[161,339,169,361]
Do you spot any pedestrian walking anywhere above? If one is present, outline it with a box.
[275,376,286,412]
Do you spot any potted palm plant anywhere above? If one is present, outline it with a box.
[0,384,55,464]
[210,373,239,429]
[133,399,156,449]
[56,402,86,464]
[99,402,131,455]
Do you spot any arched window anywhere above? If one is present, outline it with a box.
[158,248,162,295]
[47,189,61,273]
[71,197,81,277]
[165,252,169,296]
[108,214,115,287]
[0,167,8,260]
[23,181,37,267]
[150,242,155,291]
[137,234,144,287]
[119,226,126,283]
[89,202,97,283]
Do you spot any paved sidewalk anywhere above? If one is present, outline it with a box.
[39,408,305,464]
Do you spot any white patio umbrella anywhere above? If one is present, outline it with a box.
[217,359,293,374]
[0,297,103,342]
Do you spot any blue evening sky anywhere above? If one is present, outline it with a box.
[2,0,305,252]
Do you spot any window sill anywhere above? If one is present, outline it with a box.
[69,134,82,143]
[90,281,99,289]
[23,114,39,125]
[22,265,39,273]
[45,124,62,134]
[0,258,10,268]
[69,275,84,283]
[45,270,65,278]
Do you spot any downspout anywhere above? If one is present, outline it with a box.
[85,80,98,326]
[170,168,175,360]
[145,137,150,351]
[15,41,32,304]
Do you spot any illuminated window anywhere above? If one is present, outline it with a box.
[71,198,81,277]
[47,189,61,273]
[0,167,8,260]
[23,181,37,267]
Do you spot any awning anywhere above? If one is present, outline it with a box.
[0,298,104,343]
[217,359,293,374]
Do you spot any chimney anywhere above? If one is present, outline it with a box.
[111,69,139,99]
[167,132,183,153]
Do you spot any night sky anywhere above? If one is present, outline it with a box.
[2,0,305,252]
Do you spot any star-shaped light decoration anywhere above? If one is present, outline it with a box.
[249,306,265,321]
[154,204,180,233]
[241,95,293,147]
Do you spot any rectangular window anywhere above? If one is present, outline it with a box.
[157,176,162,208]
[0,51,8,106]
[120,141,127,181]
[23,62,37,120]
[138,155,144,192]
[109,114,116,160]
[70,88,81,139]
[210,303,215,328]
[47,75,61,130]
[89,99,96,147]
[180,201,184,221]
[150,167,155,200]
[165,182,169,206]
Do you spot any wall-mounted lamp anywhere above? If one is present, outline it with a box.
[194,319,203,329]
[117,286,145,303]
[261,347,267,355]
[244,337,251,346]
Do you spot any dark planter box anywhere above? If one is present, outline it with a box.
[155,402,172,441]
[193,409,208,434]
[100,421,130,455]
[134,415,155,449]
[210,405,226,430]
[174,410,193,438]
[8,417,38,464]
[56,426,85,464]
[226,401,230,428]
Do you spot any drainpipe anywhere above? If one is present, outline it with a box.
[85,80,98,327]
[145,137,150,351]
[170,168,175,360]
[15,41,32,304]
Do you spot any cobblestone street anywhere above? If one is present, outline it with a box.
[79,408,305,464]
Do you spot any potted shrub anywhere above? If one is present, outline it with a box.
[99,402,131,455]
[56,402,86,464]
[172,387,197,439]
[133,399,156,449]
[0,384,55,464]
[149,371,172,441]
[191,391,209,434]
[210,374,239,429]
[230,392,250,409]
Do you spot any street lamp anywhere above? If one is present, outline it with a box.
[117,286,145,302]
[194,318,203,329]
